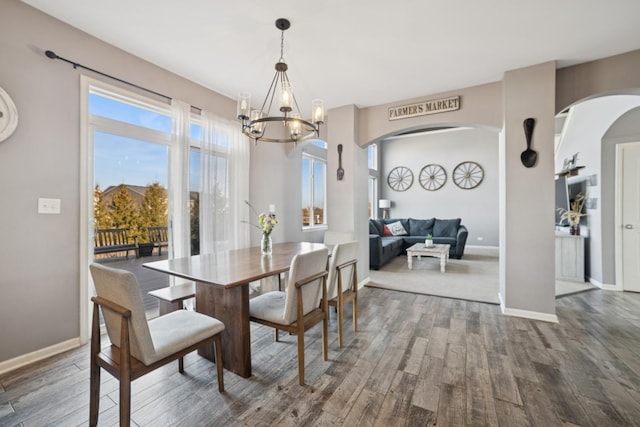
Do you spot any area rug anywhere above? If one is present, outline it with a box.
[366,247,595,304]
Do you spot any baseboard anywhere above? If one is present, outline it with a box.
[502,306,559,323]
[0,338,81,376]
[588,277,604,288]
[589,277,621,291]
[498,292,558,322]
[359,277,371,289]
[465,244,499,250]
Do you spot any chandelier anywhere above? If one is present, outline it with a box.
[237,18,324,144]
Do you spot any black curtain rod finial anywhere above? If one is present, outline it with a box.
[45,50,58,59]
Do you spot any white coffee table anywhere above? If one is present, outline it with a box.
[406,243,451,272]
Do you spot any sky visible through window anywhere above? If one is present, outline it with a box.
[91,93,202,191]
[91,92,323,203]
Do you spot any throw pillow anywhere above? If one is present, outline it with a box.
[433,218,461,238]
[369,219,382,235]
[382,224,393,236]
[386,221,408,236]
[409,218,435,237]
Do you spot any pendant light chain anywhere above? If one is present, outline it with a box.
[279,29,285,63]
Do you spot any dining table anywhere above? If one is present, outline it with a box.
[142,241,329,378]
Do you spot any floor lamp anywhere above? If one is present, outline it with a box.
[379,199,391,219]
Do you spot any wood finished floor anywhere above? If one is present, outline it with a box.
[2,287,640,426]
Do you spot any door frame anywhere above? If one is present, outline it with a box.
[614,141,640,291]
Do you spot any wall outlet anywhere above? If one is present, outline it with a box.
[38,198,61,214]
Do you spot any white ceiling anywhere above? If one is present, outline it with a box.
[22,0,640,117]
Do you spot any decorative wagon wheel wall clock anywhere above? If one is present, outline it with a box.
[387,166,414,192]
[452,161,484,189]
[419,164,447,191]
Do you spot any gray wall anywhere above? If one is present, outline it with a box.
[380,128,499,246]
[500,62,557,317]
[0,0,236,365]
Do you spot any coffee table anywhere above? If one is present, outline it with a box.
[406,243,451,272]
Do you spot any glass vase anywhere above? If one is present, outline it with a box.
[570,224,580,236]
[261,234,272,255]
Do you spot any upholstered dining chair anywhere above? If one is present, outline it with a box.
[249,247,329,385]
[89,263,225,427]
[327,241,359,347]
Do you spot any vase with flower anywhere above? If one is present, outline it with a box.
[557,192,587,235]
[243,201,279,255]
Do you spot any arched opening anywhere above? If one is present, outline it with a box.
[367,124,502,303]
[555,92,640,290]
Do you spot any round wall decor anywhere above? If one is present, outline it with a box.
[0,86,19,143]
[387,166,413,192]
[452,161,484,189]
[419,164,447,191]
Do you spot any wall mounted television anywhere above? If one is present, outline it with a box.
[555,176,569,226]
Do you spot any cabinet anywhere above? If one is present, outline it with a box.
[555,234,585,282]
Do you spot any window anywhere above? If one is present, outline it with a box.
[368,176,378,218]
[302,154,327,228]
[90,90,172,243]
[368,144,379,218]
[188,120,230,255]
[368,143,378,170]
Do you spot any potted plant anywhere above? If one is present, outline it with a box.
[425,233,434,247]
[557,192,587,235]
[137,227,155,257]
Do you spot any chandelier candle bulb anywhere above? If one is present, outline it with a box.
[279,81,292,112]
[250,110,264,134]
[312,99,325,124]
[237,93,251,119]
[289,113,301,138]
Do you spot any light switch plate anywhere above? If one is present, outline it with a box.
[38,198,61,214]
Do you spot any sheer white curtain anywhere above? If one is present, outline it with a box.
[168,99,191,261]
[200,110,250,253]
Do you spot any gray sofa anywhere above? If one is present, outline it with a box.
[369,217,468,270]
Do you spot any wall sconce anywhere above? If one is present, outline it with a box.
[379,199,391,219]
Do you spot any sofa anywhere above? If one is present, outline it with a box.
[369,217,468,270]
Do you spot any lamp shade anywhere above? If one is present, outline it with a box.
[378,199,391,209]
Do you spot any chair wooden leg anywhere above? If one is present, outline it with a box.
[179,356,184,373]
[90,302,101,427]
[297,332,305,386]
[89,362,100,426]
[337,297,344,348]
[353,294,358,333]
[120,316,132,427]
[214,335,225,392]
[353,270,358,333]
[323,308,329,361]
[120,378,131,427]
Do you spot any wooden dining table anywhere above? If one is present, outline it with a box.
[142,241,328,378]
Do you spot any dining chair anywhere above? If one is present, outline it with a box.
[327,241,359,347]
[89,263,225,427]
[249,247,329,385]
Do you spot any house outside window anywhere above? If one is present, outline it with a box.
[368,144,379,218]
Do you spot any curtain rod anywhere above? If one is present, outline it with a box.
[45,49,202,111]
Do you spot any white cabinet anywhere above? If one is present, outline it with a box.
[555,234,585,282]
